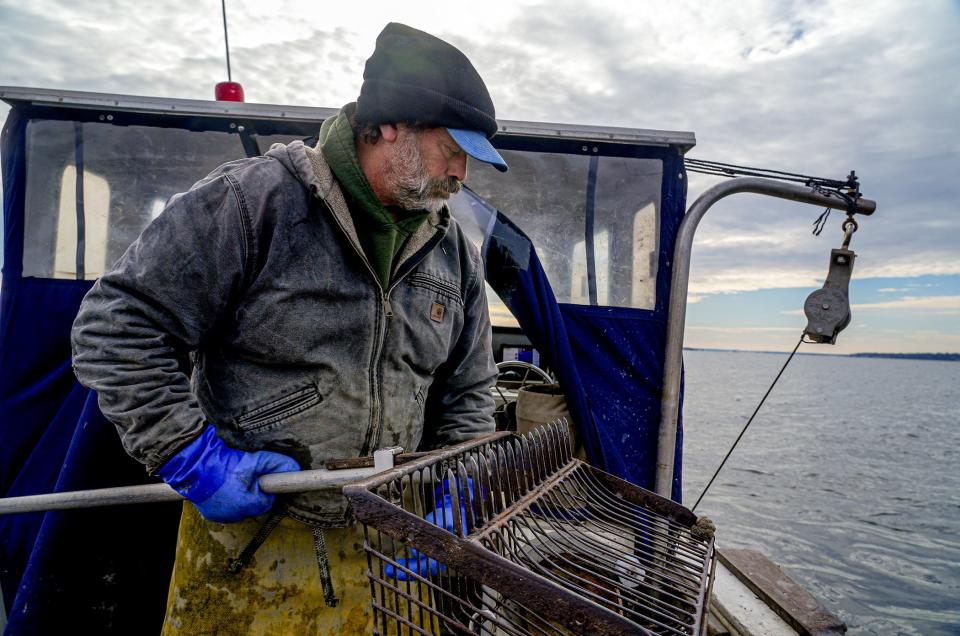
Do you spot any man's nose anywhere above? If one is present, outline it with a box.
[447,154,467,182]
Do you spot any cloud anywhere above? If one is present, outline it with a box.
[457,0,960,295]
[1,0,958,305]
[851,295,960,313]
[687,325,801,334]
[782,294,960,316]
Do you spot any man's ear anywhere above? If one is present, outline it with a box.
[379,123,399,143]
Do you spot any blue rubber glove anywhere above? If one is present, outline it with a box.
[156,424,300,523]
[387,478,471,581]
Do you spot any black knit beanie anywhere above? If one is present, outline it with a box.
[355,23,498,139]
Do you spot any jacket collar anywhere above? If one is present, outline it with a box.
[267,139,452,283]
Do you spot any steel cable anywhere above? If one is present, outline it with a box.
[692,336,805,512]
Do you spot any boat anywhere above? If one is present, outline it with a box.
[0,86,873,634]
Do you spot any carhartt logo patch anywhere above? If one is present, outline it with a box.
[430,302,445,322]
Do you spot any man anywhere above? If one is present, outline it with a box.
[71,22,507,634]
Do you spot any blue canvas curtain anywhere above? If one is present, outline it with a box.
[0,107,179,634]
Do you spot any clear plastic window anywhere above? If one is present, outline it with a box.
[20,119,662,327]
[462,150,662,326]
[23,120,247,279]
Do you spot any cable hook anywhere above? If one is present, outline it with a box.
[841,217,858,249]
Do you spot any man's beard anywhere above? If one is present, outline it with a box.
[385,131,461,213]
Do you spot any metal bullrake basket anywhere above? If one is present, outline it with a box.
[343,421,716,635]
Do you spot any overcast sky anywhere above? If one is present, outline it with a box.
[1,0,957,353]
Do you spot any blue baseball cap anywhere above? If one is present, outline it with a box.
[447,128,509,173]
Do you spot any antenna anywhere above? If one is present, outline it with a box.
[221,0,232,82]
[215,0,244,101]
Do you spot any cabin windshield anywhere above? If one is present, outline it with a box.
[17,111,663,328]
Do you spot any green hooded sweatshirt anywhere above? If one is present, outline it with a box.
[318,105,429,288]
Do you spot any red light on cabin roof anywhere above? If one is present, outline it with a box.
[215,81,244,102]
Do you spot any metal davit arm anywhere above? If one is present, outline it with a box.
[654,177,876,498]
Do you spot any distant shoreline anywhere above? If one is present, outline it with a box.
[683,348,960,362]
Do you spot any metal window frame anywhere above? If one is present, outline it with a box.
[0,87,697,152]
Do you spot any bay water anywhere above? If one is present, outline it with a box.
[682,350,960,635]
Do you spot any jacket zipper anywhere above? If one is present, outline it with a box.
[318,199,444,455]
[363,235,447,452]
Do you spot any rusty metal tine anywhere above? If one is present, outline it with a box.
[539,426,555,480]
[539,424,557,476]
[501,444,519,510]
[555,419,571,465]
[484,448,505,516]
[519,435,534,491]
[549,423,565,472]
[426,465,444,608]
[445,467,464,539]
[490,447,509,513]
[533,426,552,478]
[557,417,574,462]
[550,420,566,468]
[541,424,560,472]
[526,429,546,484]
[410,469,423,519]
[456,460,476,535]
[546,421,562,472]
[513,438,532,493]
[503,442,520,503]
[552,418,570,464]
[561,418,573,462]
[474,452,491,528]
[508,439,522,495]
[520,431,540,482]
[528,428,545,484]
[483,451,501,521]
[518,435,536,488]
[469,455,488,528]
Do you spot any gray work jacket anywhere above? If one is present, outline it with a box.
[71,140,498,525]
